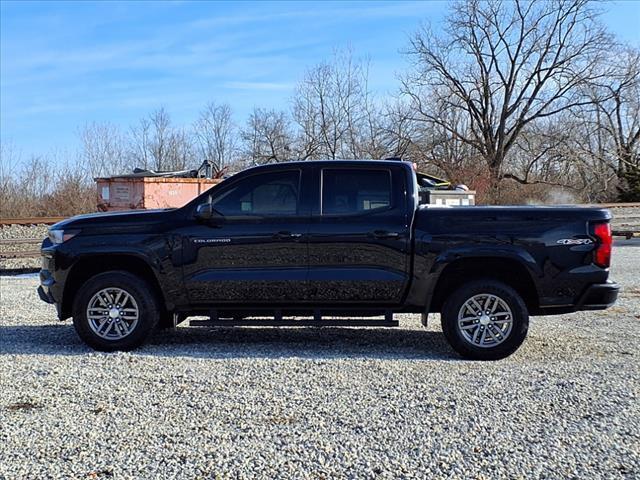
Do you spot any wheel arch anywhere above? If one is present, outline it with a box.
[61,254,168,319]
[429,256,539,313]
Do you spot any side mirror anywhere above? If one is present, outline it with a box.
[195,202,223,223]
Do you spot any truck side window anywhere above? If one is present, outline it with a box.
[213,171,300,216]
[322,169,392,215]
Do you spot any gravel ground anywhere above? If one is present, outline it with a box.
[0,243,639,479]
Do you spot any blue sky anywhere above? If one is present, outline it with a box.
[1,0,639,159]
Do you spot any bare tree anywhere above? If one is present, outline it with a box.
[378,100,418,160]
[148,107,174,171]
[166,127,195,172]
[292,49,370,160]
[0,150,94,217]
[404,95,480,181]
[353,60,388,159]
[0,142,20,218]
[4,155,54,216]
[403,0,612,201]
[583,47,640,200]
[291,88,321,160]
[0,143,19,190]
[503,119,586,191]
[129,117,152,170]
[241,108,293,165]
[194,102,237,173]
[78,122,128,179]
[129,108,195,172]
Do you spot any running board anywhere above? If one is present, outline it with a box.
[190,318,399,327]
[189,309,398,328]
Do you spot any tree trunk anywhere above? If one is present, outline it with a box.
[483,153,503,205]
[617,150,640,201]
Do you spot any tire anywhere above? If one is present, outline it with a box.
[441,279,529,360]
[72,271,160,351]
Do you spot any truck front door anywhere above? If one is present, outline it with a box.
[182,169,310,305]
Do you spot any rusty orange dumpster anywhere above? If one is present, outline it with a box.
[96,177,222,211]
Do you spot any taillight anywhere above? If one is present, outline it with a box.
[593,222,612,268]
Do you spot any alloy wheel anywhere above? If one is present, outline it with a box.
[86,287,140,340]
[457,293,513,348]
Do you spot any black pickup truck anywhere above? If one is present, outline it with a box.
[38,160,619,359]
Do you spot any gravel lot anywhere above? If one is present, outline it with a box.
[0,242,638,479]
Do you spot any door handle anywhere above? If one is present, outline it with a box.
[273,231,303,240]
[370,230,401,239]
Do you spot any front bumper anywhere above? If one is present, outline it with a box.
[37,284,55,304]
[38,268,57,304]
[38,266,65,318]
[576,281,620,310]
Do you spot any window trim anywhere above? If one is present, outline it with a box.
[320,167,394,217]
[210,168,303,218]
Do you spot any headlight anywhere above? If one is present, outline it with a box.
[48,229,79,244]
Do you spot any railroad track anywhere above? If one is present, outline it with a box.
[591,203,640,208]
[0,239,42,259]
[0,238,41,245]
[0,218,65,261]
[0,222,53,261]
[0,216,66,226]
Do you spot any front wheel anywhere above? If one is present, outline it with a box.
[72,271,159,351]
[441,279,529,360]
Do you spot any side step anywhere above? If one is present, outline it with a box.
[189,309,398,328]
[190,319,399,327]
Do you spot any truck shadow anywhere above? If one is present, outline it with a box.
[0,323,456,360]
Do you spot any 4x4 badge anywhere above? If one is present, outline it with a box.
[556,238,593,245]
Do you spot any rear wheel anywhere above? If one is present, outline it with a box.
[72,271,159,351]
[441,279,529,360]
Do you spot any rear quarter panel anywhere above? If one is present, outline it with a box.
[408,206,612,311]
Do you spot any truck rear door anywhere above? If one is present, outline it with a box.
[306,164,413,305]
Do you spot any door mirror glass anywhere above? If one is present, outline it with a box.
[195,202,223,222]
